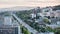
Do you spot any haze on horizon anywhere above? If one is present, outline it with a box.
[0,0,60,8]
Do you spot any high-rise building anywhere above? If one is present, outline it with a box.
[0,15,21,34]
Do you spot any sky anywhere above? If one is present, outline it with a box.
[0,0,60,8]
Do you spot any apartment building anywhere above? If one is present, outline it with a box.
[0,15,21,34]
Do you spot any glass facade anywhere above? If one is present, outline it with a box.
[0,27,18,34]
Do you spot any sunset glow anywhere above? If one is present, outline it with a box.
[0,0,60,8]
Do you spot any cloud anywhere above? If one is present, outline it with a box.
[0,0,60,8]
[0,0,60,4]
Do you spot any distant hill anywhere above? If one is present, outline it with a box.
[0,5,60,13]
[0,6,35,12]
[52,5,60,10]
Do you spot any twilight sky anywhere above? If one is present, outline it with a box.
[0,0,60,8]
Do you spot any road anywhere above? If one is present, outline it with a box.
[12,14,39,34]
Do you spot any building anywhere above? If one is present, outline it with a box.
[55,10,60,17]
[41,7,52,17]
[50,11,55,17]
[4,16,12,25]
[0,16,4,25]
[38,32,54,34]
[30,13,36,18]
[56,21,60,25]
[50,10,60,18]
[0,14,21,34]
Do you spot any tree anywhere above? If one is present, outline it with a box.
[43,18,49,23]
[55,30,60,34]
[47,16,50,19]
[43,18,51,24]
[46,27,55,32]
[55,27,60,34]
[21,26,31,34]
